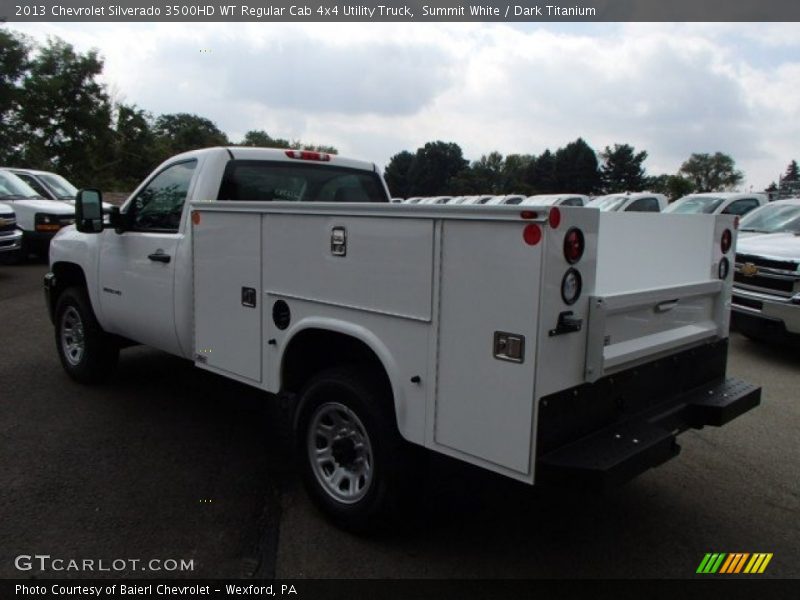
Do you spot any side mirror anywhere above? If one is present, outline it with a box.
[75,189,104,233]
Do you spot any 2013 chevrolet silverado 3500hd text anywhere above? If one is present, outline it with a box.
[44,147,761,531]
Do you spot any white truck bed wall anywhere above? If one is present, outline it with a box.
[191,203,733,483]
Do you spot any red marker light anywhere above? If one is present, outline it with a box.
[191,211,201,226]
[520,210,538,220]
[548,207,561,229]
[523,224,542,246]
[285,150,331,162]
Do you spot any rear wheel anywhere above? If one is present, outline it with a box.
[296,367,410,532]
[55,287,119,383]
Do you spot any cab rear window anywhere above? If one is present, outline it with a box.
[217,160,388,203]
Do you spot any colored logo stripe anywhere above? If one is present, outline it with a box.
[697,553,773,574]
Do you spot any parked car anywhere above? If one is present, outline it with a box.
[499,195,527,205]
[461,195,495,205]
[6,168,78,201]
[0,169,75,259]
[730,198,800,341]
[664,192,767,217]
[0,202,23,261]
[523,194,589,207]
[587,193,667,212]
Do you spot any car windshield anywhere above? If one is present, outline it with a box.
[665,196,725,214]
[0,171,41,199]
[38,172,78,198]
[589,195,627,211]
[739,203,800,234]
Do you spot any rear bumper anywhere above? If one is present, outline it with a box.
[535,340,761,489]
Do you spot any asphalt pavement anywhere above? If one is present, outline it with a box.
[1,262,798,580]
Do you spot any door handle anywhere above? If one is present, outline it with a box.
[655,299,679,313]
[148,251,171,264]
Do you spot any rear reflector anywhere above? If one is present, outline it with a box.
[564,228,585,264]
[523,224,542,246]
[285,150,331,162]
[192,211,201,226]
[721,229,732,254]
[548,207,561,229]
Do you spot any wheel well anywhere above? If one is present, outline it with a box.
[281,328,394,416]
[50,262,87,319]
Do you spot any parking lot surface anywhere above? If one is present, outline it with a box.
[1,262,798,579]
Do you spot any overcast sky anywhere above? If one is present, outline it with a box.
[7,21,800,189]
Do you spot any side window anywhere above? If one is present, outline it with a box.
[722,199,759,216]
[16,174,50,198]
[627,197,659,212]
[128,161,197,232]
[563,198,583,207]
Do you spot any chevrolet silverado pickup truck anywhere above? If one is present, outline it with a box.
[45,147,760,531]
[0,202,23,258]
[732,198,800,341]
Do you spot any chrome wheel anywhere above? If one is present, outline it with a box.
[60,306,85,366]
[308,401,374,504]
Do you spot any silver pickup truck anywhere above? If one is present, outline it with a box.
[732,198,800,340]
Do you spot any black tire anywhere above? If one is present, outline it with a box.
[54,286,119,383]
[295,367,411,533]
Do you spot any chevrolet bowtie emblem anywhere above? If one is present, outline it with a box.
[741,263,758,277]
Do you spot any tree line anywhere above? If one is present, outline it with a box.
[0,30,336,191]
[384,140,756,200]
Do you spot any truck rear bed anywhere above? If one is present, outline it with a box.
[190,202,758,485]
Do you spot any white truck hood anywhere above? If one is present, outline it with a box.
[8,198,75,214]
[0,201,13,215]
[736,232,800,262]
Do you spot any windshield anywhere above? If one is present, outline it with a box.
[739,203,800,234]
[0,171,41,199]
[665,196,725,214]
[589,195,627,211]
[524,195,558,206]
[38,172,78,198]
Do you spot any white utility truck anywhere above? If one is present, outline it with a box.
[45,147,760,531]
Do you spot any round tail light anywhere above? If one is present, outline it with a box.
[561,268,582,305]
[564,228,585,264]
[721,229,732,254]
[523,224,542,246]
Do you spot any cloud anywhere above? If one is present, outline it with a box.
[8,22,800,187]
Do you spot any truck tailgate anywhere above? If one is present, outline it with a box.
[585,280,723,380]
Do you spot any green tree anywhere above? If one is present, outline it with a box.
[646,173,694,202]
[18,37,114,187]
[112,104,158,189]
[526,150,557,193]
[407,141,468,196]
[600,143,648,193]
[502,153,535,193]
[783,160,799,182]
[0,30,30,164]
[153,113,229,157]
[471,151,505,194]
[383,150,415,198]
[679,152,743,192]
[239,129,291,148]
[554,138,601,194]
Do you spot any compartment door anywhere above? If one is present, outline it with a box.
[434,220,542,475]
[193,211,263,383]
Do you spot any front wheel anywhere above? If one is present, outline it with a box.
[296,367,410,533]
[55,287,119,383]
